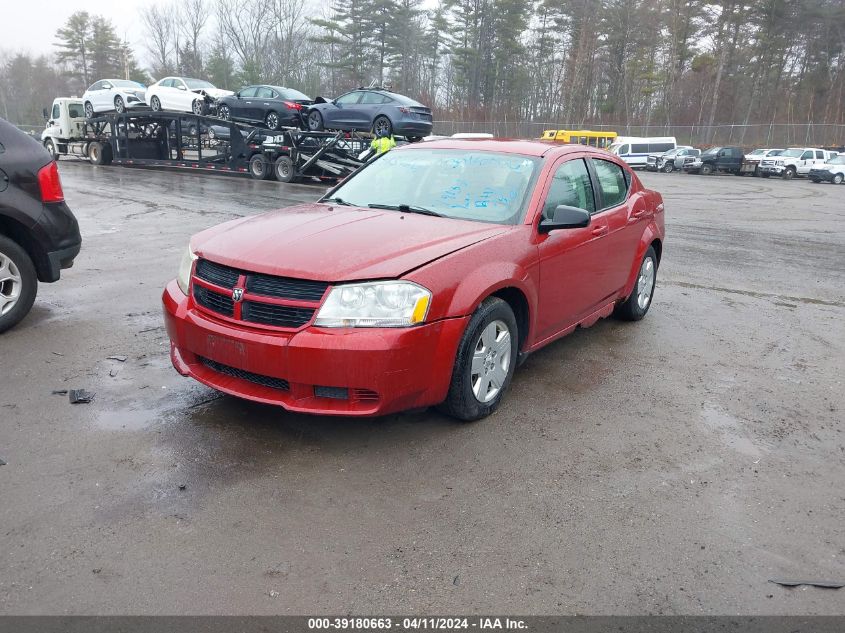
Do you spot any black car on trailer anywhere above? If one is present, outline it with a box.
[217,85,312,131]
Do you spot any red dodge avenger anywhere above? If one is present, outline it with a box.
[163,139,665,420]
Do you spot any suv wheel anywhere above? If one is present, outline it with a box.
[437,297,518,422]
[0,236,38,333]
[700,163,714,175]
[614,246,657,322]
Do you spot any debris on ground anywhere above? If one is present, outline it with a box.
[178,484,187,491]
[51,390,68,395]
[68,389,95,404]
[769,579,844,589]
[0,457,7,466]
[107,355,128,362]
[51,351,64,357]
[109,369,118,377]
[92,568,102,574]
[268,590,280,598]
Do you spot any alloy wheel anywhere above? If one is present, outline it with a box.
[470,319,512,404]
[637,256,656,310]
[266,112,279,130]
[85,102,94,118]
[0,251,23,316]
[114,96,125,113]
[219,106,230,121]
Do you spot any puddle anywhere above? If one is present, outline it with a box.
[700,404,764,458]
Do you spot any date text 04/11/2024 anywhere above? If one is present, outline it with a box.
[307,618,528,630]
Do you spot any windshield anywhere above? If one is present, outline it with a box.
[113,80,145,89]
[749,149,765,155]
[280,88,309,100]
[767,149,783,156]
[828,155,845,165]
[608,143,622,154]
[185,78,215,90]
[702,147,720,155]
[781,149,803,158]
[324,149,540,225]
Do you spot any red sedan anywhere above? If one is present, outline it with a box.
[162,139,665,420]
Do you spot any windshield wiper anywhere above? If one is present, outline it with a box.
[322,196,354,206]
[368,203,443,217]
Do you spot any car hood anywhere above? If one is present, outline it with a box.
[192,203,509,282]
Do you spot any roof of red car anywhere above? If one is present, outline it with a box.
[403,138,588,157]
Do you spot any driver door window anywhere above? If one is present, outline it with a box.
[543,158,595,219]
[335,92,362,105]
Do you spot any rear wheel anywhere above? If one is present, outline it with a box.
[437,297,518,422]
[307,110,324,131]
[114,95,125,113]
[265,111,280,130]
[218,105,230,121]
[150,96,161,112]
[406,136,422,143]
[88,141,112,165]
[192,99,206,115]
[614,246,657,322]
[0,236,38,334]
[249,154,270,180]
[373,116,392,137]
[274,155,296,183]
[84,101,95,118]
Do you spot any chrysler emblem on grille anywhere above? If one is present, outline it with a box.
[232,288,244,302]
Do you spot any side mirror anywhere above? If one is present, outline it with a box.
[177,85,187,91]
[42,108,49,121]
[539,205,591,234]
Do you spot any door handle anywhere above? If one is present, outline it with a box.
[591,225,608,236]
[631,209,647,218]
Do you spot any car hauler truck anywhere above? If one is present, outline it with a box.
[38,97,366,183]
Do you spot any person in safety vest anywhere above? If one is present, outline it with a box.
[370,128,396,155]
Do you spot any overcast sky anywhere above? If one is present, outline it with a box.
[6,0,150,59]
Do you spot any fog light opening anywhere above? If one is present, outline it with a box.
[314,386,349,400]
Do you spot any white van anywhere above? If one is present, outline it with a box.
[609,136,677,168]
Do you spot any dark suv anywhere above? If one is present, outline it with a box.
[0,119,81,332]
[684,146,745,175]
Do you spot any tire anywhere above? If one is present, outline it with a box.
[150,96,161,112]
[406,136,422,143]
[114,95,125,113]
[44,139,58,160]
[274,155,295,183]
[307,110,324,131]
[84,101,95,119]
[662,162,674,173]
[249,154,270,180]
[218,105,230,121]
[437,297,518,422]
[834,173,844,184]
[0,235,38,334]
[373,116,392,137]
[700,163,714,175]
[754,166,760,177]
[192,99,206,116]
[614,246,657,321]
[265,111,280,130]
[88,141,106,165]
[782,167,796,180]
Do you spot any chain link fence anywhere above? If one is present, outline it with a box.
[433,121,845,148]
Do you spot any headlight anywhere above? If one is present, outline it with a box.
[176,245,197,295]
[314,281,431,328]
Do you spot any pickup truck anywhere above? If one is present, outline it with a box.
[759,147,838,179]
[683,146,744,175]
[740,148,783,176]
[808,154,845,184]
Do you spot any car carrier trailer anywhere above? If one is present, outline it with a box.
[40,100,366,184]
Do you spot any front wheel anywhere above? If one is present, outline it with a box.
[614,246,657,322]
[192,99,206,116]
[437,297,518,422]
[0,236,38,334]
[307,110,324,131]
[150,96,161,112]
[84,101,95,119]
[218,105,230,121]
[662,162,674,173]
[782,167,796,180]
[833,173,844,184]
[44,139,58,160]
[700,164,714,175]
[114,95,125,113]
[265,111,280,130]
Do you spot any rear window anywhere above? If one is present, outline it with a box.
[592,159,628,209]
[279,88,309,101]
[68,104,85,118]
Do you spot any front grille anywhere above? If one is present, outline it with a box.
[246,274,327,301]
[199,356,289,391]
[242,301,314,328]
[193,285,234,316]
[196,258,240,288]
[192,258,326,329]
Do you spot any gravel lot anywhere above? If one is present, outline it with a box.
[1,163,843,615]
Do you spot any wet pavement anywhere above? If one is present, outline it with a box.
[1,163,843,614]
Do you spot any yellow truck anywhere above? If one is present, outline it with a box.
[540,129,617,149]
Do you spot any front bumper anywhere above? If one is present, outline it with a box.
[759,164,785,175]
[162,280,468,416]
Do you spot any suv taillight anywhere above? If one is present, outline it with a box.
[38,161,64,203]
[284,101,302,110]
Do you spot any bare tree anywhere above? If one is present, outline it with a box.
[140,3,177,78]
